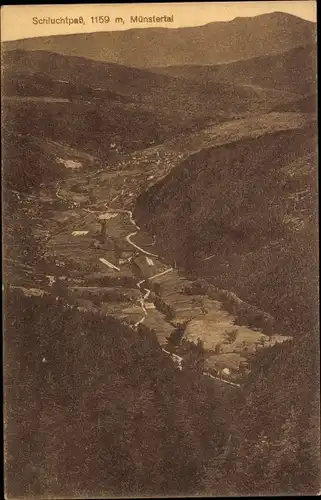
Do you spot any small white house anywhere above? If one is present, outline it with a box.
[145,302,156,310]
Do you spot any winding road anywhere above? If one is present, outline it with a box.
[80,198,173,326]
[53,183,241,389]
[126,232,158,257]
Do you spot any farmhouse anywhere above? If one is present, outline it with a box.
[204,353,249,380]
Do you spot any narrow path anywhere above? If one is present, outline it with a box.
[149,267,173,281]
[162,348,183,371]
[134,316,146,327]
[204,254,215,261]
[55,184,64,201]
[134,267,172,325]
[203,372,241,388]
[161,348,241,387]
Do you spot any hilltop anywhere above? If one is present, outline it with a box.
[3,12,316,67]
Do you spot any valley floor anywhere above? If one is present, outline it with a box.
[10,128,293,386]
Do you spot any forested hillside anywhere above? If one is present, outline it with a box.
[135,123,318,337]
[217,332,320,496]
[3,132,67,194]
[5,287,319,498]
[4,289,235,499]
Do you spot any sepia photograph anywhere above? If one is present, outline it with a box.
[1,1,319,498]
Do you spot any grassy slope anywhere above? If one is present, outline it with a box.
[152,44,317,96]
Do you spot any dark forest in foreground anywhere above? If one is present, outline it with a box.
[4,289,320,498]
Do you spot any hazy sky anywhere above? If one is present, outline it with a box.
[1,2,316,42]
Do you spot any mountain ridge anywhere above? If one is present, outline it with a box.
[4,48,299,149]
[3,12,316,67]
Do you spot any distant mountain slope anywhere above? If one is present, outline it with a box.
[152,44,317,96]
[3,49,299,148]
[135,120,318,338]
[1,50,206,160]
[2,49,177,98]
[3,12,316,67]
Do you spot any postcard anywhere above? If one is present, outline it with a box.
[2,2,319,498]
